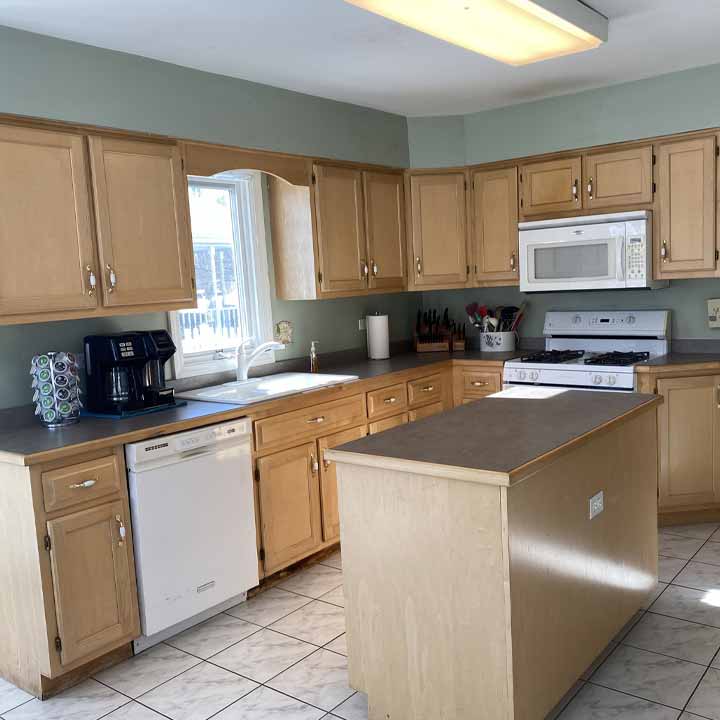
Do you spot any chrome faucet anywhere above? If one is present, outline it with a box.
[237,341,285,381]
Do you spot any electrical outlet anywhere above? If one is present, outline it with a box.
[589,490,604,520]
[358,318,367,331]
[708,299,720,328]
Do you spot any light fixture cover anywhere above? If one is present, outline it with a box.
[343,0,608,66]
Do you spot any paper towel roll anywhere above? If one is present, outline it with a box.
[366,314,389,359]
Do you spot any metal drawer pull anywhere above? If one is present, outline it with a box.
[69,479,96,489]
[383,396,398,404]
[421,385,434,392]
[572,179,579,201]
[310,454,319,474]
[116,514,126,547]
[416,257,422,275]
[661,242,669,262]
[86,265,97,296]
[323,456,331,470]
[471,381,489,387]
[717,384,720,408]
[587,177,594,200]
[372,261,378,276]
[510,253,516,271]
[306,415,326,424]
[106,264,117,292]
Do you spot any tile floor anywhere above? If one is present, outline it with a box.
[6,526,720,719]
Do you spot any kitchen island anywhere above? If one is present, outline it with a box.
[325,388,662,720]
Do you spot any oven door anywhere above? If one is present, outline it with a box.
[520,221,626,292]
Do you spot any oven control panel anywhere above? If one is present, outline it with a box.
[503,366,634,391]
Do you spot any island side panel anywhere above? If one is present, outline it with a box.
[506,408,658,720]
[336,462,513,720]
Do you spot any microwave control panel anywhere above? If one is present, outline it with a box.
[624,218,650,287]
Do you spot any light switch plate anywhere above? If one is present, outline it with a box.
[589,490,604,520]
[708,299,720,328]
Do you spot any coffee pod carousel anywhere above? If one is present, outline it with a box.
[30,352,83,428]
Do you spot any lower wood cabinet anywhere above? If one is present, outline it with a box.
[257,443,322,575]
[408,402,444,422]
[47,500,138,666]
[657,375,720,510]
[318,426,368,543]
[369,412,409,434]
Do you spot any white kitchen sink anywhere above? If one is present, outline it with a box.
[176,372,359,406]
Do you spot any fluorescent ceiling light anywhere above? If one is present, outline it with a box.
[343,0,608,66]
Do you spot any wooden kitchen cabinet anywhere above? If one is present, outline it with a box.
[656,136,717,276]
[313,164,367,293]
[471,167,519,285]
[364,171,406,291]
[519,156,582,216]
[407,172,468,289]
[257,443,323,574]
[318,426,367,542]
[0,124,98,318]
[47,501,138,666]
[88,136,195,307]
[657,375,720,510]
[583,145,653,210]
[369,412,409,434]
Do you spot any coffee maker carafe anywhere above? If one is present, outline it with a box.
[84,331,176,416]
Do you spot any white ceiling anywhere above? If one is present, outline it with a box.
[3,0,720,116]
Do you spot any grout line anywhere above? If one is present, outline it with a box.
[586,678,692,714]
[619,640,717,668]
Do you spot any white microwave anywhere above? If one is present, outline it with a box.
[519,211,665,292]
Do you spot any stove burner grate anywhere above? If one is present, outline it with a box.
[584,351,650,366]
[520,350,584,364]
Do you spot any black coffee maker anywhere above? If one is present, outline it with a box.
[84,330,176,415]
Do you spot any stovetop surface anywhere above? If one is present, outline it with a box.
[514,349,651,370]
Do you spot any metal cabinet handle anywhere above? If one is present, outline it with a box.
[587,178,594,200]
[306,415,326,424]
[69,479,97,490]
[471,381,489,387]
[661,242,669,262]
[716,384,720,408]
[310,454,319,474]
[383,396,397,404]
[416,257,422,275]
[361,261,369,279]
[572,179,579,202]
[372,260,378,276]
[322,454,331,470]
[421,385,434,392]
[106,264,117,292]
[510,253,516,271]
[115,514,126,547]
[86,265,97,296]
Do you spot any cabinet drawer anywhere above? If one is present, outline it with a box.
[407,373,444,408]
[369,412,409,435]
[462,370,501,398]
[42,454,123,514]
[409,402,444,422]
[367,383,408,420]
[255,394,366,453]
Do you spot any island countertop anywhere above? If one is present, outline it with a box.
[326,387,662,485]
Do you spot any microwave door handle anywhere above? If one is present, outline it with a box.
[616,237,625,282]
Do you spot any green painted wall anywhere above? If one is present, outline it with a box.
[0,25,412,409]
[407,115,465,167]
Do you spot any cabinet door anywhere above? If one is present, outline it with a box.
[409,173,468,287]
[657,376,720,510]
[47,501,139,666]
[257,443,322,574]
[369,412,408,434]
[583,146,653,210]
[0,125,98,317]
[472,167,518,283]
[364,172,405,291]
[314,164,367,293]
[318,426,367,542]
[519,157,581,216]
[89,137,195,307]
[657,137,716,274]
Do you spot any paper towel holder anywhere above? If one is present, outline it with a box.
[366,312,390,360]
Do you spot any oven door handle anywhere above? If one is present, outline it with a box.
[616,236,625,283]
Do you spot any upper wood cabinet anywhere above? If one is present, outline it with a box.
[583,146,653,210]
[47,500,139,666]
[657,375,720,510]
[364,171,405,291]
[471,167,519,285]
[89,137,195,307]
[656,136,717,276]
[0,125,98,318]
[408,172,468,289]
[519,157,581,216]
[270,165,406,299]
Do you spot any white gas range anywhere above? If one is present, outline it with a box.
[503,310,670,392]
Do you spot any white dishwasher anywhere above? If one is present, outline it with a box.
[125,418,258,650]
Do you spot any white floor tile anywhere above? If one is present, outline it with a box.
[226,588,312,627]
[319,586,344,608]
[674,561,720,593]
[0,678,33,715]
[325,634,347,656]
[213,686,325,720]
[270,600,346,645]
[662,523,720,540]
[652,585,720,628]
[104,703,167,719]
[692,542,720,568]
[687,667,720,719]
[659,555,688,583]
[330,691,367,720]
[658,534,705,560]
[279,565,343,599]
[166,613,259,658]
[318,551,342,570]
[560,683,680,719]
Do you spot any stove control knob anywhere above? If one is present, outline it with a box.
[627,314,636,325]
[592,374,603,385]
[608,375,617,386]
[530,370,539,381]
[573,314,582,325]
[517,370,527,381]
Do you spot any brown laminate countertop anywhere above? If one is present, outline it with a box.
[327,389,661,484]
[635,353,720,371]
[0,350,518,465]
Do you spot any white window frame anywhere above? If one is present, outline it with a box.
[169,171,274,379]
